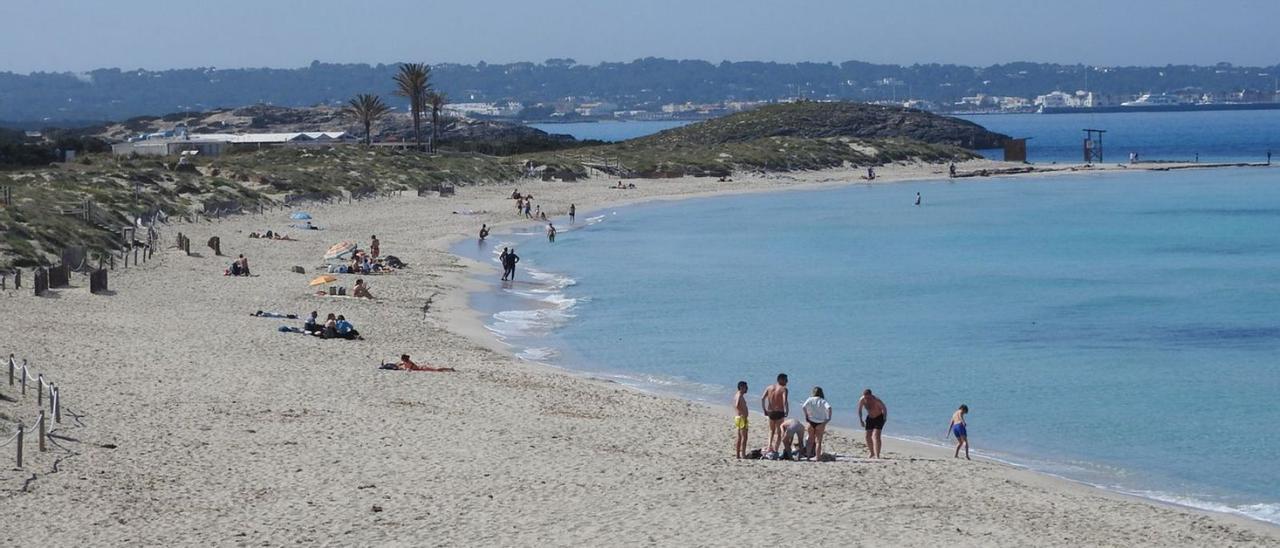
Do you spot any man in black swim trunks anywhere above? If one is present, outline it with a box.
[504,248,520,281]
[857,388,888,459]
[760,373,789,455]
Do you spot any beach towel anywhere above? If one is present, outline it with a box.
[378,363,399,370]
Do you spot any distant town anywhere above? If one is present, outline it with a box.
[4,59,1280,127]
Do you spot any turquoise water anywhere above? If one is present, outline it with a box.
[456,167,1280,525]
[529,120,692,142]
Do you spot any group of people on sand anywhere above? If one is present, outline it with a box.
[302,310,364,340]
[227,254,251,276]
[733,373,970,461]
[248,230,294,241]
[613,181,636,189]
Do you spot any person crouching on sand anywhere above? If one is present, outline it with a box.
[398,354,455,372]
[779,418,806,460]
[761,373,789,455]
[802,386,832,460]
[732,381,749,459]
[947,404,970,460]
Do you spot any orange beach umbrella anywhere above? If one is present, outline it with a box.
[309,275,338,287]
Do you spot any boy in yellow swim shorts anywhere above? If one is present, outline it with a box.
[733,381,750,459]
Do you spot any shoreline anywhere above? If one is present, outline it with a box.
[2,159,1278,545]
[445,168,1280,529]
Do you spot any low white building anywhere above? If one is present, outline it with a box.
[112,131,354,157]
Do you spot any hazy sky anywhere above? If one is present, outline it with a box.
[2,0,1277,73]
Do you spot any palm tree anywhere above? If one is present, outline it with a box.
[343,94,391,146]
[393,63,432,152]
[427,91,448,153]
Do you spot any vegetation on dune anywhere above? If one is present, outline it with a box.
[0,101,995,267]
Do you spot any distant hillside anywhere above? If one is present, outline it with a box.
[633,102,1009,149]
[3,59,1279,123]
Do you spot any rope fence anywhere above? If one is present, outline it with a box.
[5,354,67,469]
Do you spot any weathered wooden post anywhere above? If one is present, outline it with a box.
[208,236,221,256]
[20,363,27,394]
[53,387,61,423]
[90,269,109,294]
[14,268,20,289]
[37,374,43,407]
[7,354,13,386]
[134,246,139,265]
[38,411,46,452]
[15,423,23,468]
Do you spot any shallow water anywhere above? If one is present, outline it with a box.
[455,167,1280,524]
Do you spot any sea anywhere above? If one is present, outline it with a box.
[462,110,1280,525]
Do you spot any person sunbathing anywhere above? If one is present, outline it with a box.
[398,354,455,372]
[352,279,374,299]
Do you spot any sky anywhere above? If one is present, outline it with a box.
[1,0,1278,73]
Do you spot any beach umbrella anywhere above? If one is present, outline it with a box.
[309,275,338,286]
[323,240,358,261]
[291,211,312,220]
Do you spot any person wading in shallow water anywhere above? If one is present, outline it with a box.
[503,248,520,281]
[569,203,576,224]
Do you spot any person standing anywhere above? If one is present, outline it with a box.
[547,222,557,242]
[856,389,888,459]
[947,404,970,460]
[524,201,533,219]
[569,203,576,224]
[801,386,832,460]
[760,373,789,455]
[499,247,510,281]
[732,381,749,459]
[914,192,921,206]
[370,235,380,258]
[479,224,489,241]
[505,248,520,281]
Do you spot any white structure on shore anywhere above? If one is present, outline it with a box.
[112,131,354,157]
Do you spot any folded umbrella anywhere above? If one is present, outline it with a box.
[309,274,338,286]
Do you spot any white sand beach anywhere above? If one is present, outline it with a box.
[3,160,1278,546]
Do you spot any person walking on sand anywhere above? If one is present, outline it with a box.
[760,373,789,455]
[499,247,511,281]
[524,201,533,219]
[914,192,921,206]
[802,386,832,460]
[947,404,970,460]
[732,381,749,459]
[857,388,888,459]
[569,203,576,224]
[547,222,557,242]
[370,235,380,258]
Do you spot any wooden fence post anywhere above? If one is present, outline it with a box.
[37,374,43,407]
[7,354,13,386]
[15,423,23,468]
[13,269,19,289]
[54,387,61,423]
[20,364,27,394]
[38,411,46,452]
[134,246,139,265]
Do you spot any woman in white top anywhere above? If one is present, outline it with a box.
[801,386,832,460]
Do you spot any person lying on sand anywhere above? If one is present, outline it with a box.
[396,354,455,372]
[352,279,374,299]
[251,311,297,319]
